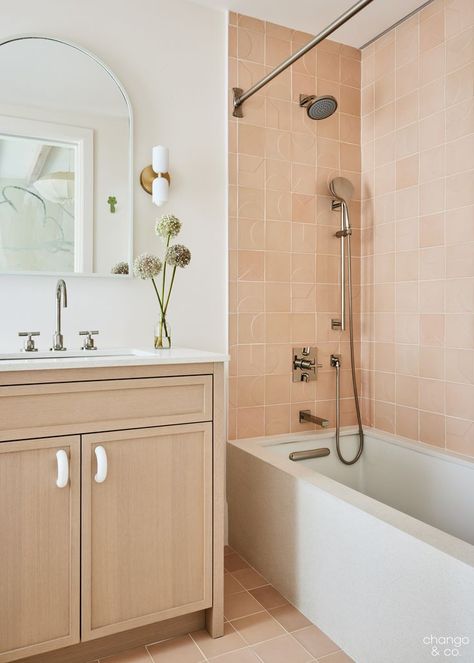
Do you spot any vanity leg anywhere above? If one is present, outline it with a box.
[206,363,225,638]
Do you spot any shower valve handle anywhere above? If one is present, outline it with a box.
[292,347,322,383]
[294,358,314,371]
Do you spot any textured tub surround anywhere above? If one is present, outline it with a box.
[228,0,474,459]
[0,355,225,662]
[360,0,474,456]
[228,13,362,440]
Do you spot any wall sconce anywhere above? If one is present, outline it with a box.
[140,145,170,206]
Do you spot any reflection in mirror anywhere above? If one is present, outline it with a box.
[0,37,132,276]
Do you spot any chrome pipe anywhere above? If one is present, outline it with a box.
[233,0,375,117]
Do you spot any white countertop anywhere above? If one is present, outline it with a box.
[0,347,228,372]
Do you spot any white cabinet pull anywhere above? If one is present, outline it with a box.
[94,445,108,483]
[56,449,69,488]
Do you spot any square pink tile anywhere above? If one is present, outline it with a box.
[231,567,268,590]
[231,611,286,644]
[147,635,204,663]
[252,634,313,663]
[269,604,313,631]
[249,585,289,610]
[224,591,264,620]
[191,623,246,659]
[292,626,340,659]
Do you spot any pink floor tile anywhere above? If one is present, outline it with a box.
[224,573,245,596]
[224,590,264,620]
[230,567,268,589]
[224,553,251,572]
[292,626,340,659]
[230,611,286,645]
[100,647,150,663]
[147,634,204,663]
[249,585,288,610]
[191,622,246,659]
[252,633,313,663]
[208,648,261,662]
[268,603,312,631]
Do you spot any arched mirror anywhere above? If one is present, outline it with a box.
[0,36,132,276]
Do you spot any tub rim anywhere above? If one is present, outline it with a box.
[228,426,474,569]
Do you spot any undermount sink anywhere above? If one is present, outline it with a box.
[0,349,150,361]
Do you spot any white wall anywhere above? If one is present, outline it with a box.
[0,0,228,353]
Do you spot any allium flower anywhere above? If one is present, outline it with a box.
[165,244,191,268]
[111,261,129,275]
[156,214,182,238]
[133,253,162,279]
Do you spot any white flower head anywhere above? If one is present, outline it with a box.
[165,244,191,268]
[133,253,162,279]
[156,214,182,238]
[111,261,129,275]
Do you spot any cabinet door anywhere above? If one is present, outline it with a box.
[0,436,80,662]
[82,423,212,640]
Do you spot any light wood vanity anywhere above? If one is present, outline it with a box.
[0,352,225,663]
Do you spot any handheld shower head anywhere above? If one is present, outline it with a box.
[329,176,354,204]
[299,94,338,120]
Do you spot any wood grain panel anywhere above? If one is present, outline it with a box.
[17,612,204,663]
[206,363,225,637]
[0,362,215,387]
[82,423,213,640]
[0,437,80,662]
[0,375,212,441]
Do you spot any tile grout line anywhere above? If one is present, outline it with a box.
[225,548,344,661]
[188,631,212,661]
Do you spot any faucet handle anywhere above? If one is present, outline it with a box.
[79,330,99,351]
[19,331,40,352]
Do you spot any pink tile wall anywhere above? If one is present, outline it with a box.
[360,0,474,457]
[228,13,362,439]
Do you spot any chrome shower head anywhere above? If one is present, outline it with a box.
[329,176,354,204]
[299,94,338,120]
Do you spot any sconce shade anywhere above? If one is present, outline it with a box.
[152,175,169,206]
[152,145,169,174]
[140,145,170,206]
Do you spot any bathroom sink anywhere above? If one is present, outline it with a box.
[0,348,150,361]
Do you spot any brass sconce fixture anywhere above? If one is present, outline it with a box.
[140,145,170,206]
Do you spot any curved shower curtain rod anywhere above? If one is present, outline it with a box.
[232,0,374,117]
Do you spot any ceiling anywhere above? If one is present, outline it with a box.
[191,0,429,47]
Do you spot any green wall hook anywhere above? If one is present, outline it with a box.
[107,196,117,213]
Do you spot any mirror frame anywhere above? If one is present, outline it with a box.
[0,35,134,278]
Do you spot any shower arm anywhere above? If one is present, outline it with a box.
[232,0,374,117]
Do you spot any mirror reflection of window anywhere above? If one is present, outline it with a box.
[0,137,76,272]
[0,37,132,276]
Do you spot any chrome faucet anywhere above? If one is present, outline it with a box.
[51,279,68,351]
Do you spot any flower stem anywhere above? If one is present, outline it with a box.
[161,233,171,312]
[151,278,164,314]
[164,265,177,315]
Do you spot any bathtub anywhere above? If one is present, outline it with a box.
[227,428,474,663]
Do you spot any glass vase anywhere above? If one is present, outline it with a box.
[154,315,171,349]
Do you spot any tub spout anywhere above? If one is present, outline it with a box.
[299,409,329,428]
